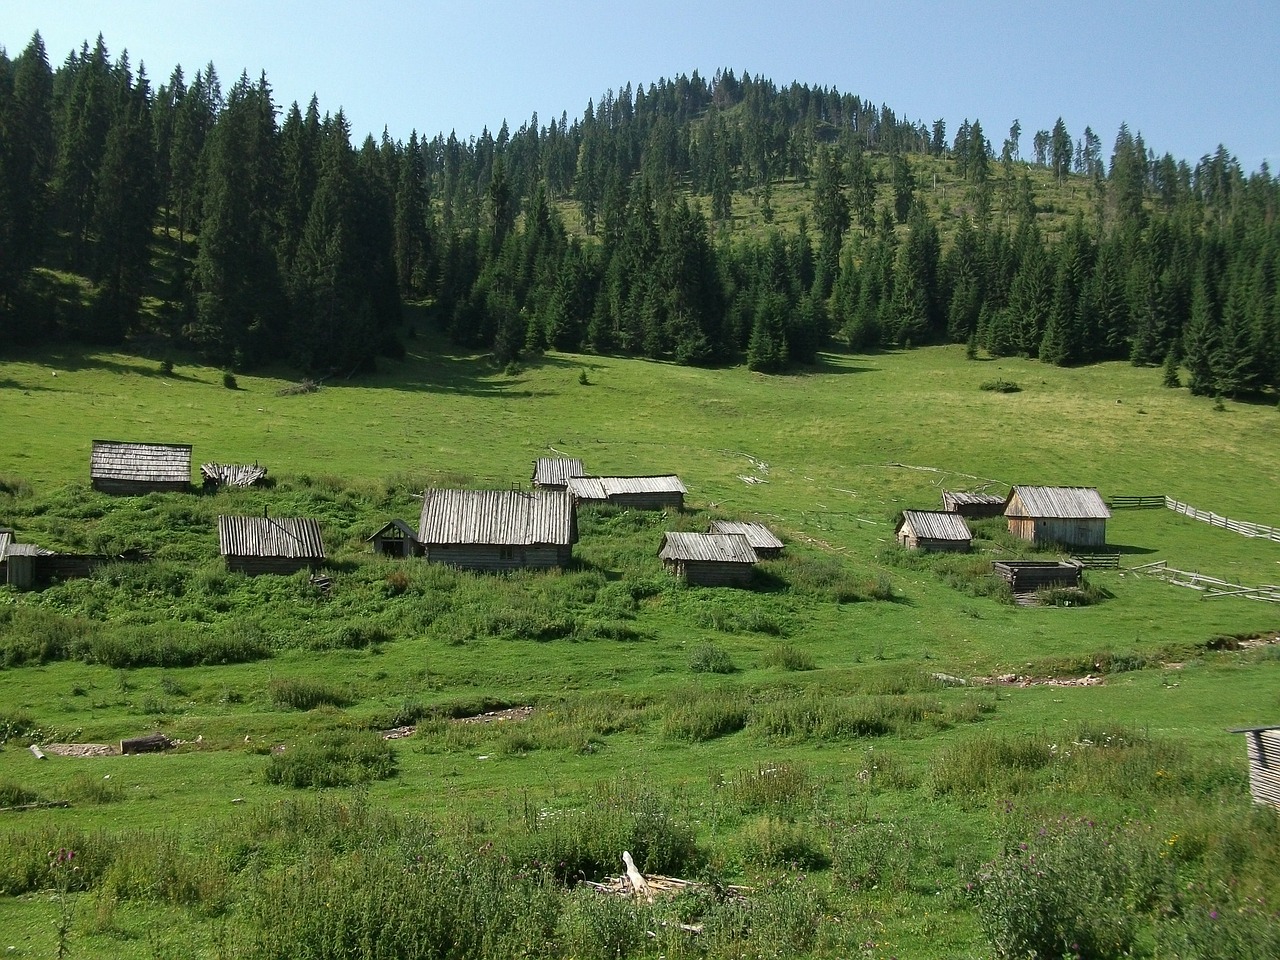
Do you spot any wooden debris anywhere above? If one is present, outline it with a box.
[28,744,45,760]
[43,743,117,758]
[623,851,652,902]
[583,854,751,912]
[1,800,70,812]
[201,462,269,488]
[120,732,173,755]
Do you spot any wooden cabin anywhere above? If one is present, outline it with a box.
[992,560,1083,592]
[659,532,758,587]
[417,488,576,571]
[941,490,1007,518]
[1231,726,1280,809]
[708,520,784,559]
[91,440,192,494]
[201,462,269,490]
[566,475,687,510]
[1004,486,1111,548]
[218,515,326,575]
[367,519,421,558]
[531,457,585,490]
[896,510,973,552]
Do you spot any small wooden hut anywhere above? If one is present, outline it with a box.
[531,457,586,489]
[896,510,973,552]
[1004,486,1111,548]
[1230,726,1280,809]
[218,515,326,575]
[566,475,687,510]
[659,532,757,587]
[91,440,192,494]
[417,489,576,571]
[941,490,1007,518]
[367,519,421,558]
[992,560,1083,592]
[708,520,784,559]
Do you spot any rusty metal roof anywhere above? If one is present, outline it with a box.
[418,489,575,546]
[532,457,585,486]
[91,440,192,483]
[709,520,784,551]
[897,510,973,541]
[217,515,326,559]
[1005,486,1111,520]
[659,532,757,564]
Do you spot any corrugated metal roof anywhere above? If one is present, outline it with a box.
[218,516,326,559]
[898,510,973,541]
[418,489,575,546]
[659,532,758,564]
[91,440,192,483]
[532,458,585,486]
[1005,486,1111,519]
[709,520,784,550]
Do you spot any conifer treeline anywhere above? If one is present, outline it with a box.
[1,32,1277,395]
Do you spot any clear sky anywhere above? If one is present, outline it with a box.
[5,0,1278,172]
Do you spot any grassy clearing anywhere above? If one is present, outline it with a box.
[1,339,1278,956]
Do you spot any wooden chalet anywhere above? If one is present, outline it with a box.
[531,457,586,490]
[1230,726,1280,809]
[941,490,1007,518]
[201,462,269,489]
[1004,486,1111,548]
[91,440,192,494]
[566,475,687,510]
[417,489,576,571]
[367,519,421,558]
[896,510,973,552]
[659,532,757,587]
[708,520,784,559]
[218,515,326,575]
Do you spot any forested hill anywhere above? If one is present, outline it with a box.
[1,32,1277,397]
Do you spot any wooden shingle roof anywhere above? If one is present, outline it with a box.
[365,519,418,542]
[566,475,687,498]
[217,516,326,559]
[1005,486,1112,520]
[532,457,585,486]
[897,510,973,541]
[91,440,192,483]
[708,520,784,551]
[418,489,575,546]
[942,491,1006,511]
[659,532,758,564]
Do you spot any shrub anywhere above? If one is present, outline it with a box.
[739,816,828,869]
[268,678,353,711]
[979,378,1021,393]
[689,641,736,674]
[265,731,396,788]
[929,734,1055,796]
[662,687,748,742]
[222,371,238,389]
[0,708,38,744]
[0,781,40,807]
[0,473,33,497]
[159,359,174,376]
[557,889,651,960]
[762,643,816,671]
[725,762,815,813]
[829,817,915,891]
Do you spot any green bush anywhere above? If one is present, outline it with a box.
[725,762,815,813]
[689,641,736,674]
[0,781,40,807]
[662,687,748,742]
[979,378,1021,393]
[265,731,396,788]
[738,816,828,869]
[828,817,915,891]
[761,643,816,671]
[268,678,353,711]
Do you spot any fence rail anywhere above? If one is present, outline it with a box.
[1130,560,1280,603]
[1164,497,1280,542]
[1109,495,1166,509]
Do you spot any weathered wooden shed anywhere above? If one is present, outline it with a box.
[1230,726,1280,809]
[992,560,1083,592]
[367,519,421,558]
[1004,486,1111,548]
[201,462,269,490]
[708,520,785,559]
[941,490,1007,518]
[566,475,687,510]
[659,532,758,587]
[417,488,576,571]
[218,515,326,575]
[531,457,586,489]
[896,510,973,552]
[91,440,192,494]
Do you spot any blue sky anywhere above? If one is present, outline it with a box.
[6,0,1278,171]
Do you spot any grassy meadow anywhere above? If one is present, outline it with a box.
[1,334,1278,958]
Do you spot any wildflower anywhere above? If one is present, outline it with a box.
[1210,909,1219,920]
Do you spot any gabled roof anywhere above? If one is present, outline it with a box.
[532,457,585,486]
[897,510,973,541]
[91,440,192,483]
[0,529,11,562]
[709,520,784,551]
[218,515,326,559]
[659,532,758,564]
[365,519,418,542]
[566,475,687,498]
[942,491,1006,508]
[1005,486,1112,520]
[418,489,575,546]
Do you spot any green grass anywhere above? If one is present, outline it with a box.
[1,336,1278,957]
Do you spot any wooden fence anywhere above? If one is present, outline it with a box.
[1130,560,1280,603]
[1108,495,1166,509]
[1163,497,1280,542]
